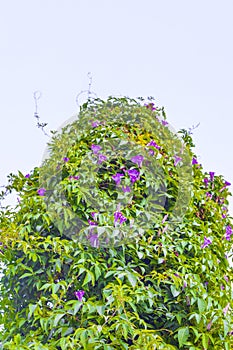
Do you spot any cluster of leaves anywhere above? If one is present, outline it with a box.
[0,96,233,349]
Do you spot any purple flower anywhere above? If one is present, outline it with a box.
[145,102,156,111]
[223,303,230,316]
[207,320,212,331]
[209,172,215,182]
[224,275,229,282]
[201,236,212,249]
[91,144,102,154]
[63,157,69,162]
[161,120,168,126]
[112,173,124,185]
[91,212,97,220]
[74,290,85,302]
[148,149,155,156]
[25,173,30,178]
[206,192,212,199]
[131,155,144,167]
[220,181,231,192]
[174,155,182,166]
[225,225,232,241]
[192,157,198,165]
[114,211,127,225]
[88,219,98,226]
[220,285,225,290]
[147,140,160,150]
[91,120,100,127]
[69,175,80,180]
[122,186,131,193]
[98,154,107,164]
[127,169,140,183]
[204,178,209,187]
[88,234,99,248]
[37,188,46,196]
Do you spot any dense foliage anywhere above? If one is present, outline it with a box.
[0,97,232,349]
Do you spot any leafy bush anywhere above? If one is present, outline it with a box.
[0,97,232,349]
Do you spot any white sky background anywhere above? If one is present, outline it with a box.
[0,0,232,213]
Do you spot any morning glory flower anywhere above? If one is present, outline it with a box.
[25,173,30,178]
[74,290,85,302]
[127,169,140,183]
[112,173,124,185]
[209,172,215,182]
[224,275,229,282]
[148,149,155,156]
[131,155,144,167]
[91,212,97,220]
[207,320,212,331]
[174,155,182,166]
[98,154,107,164]
[225,225,232,241]
[88,219,98,226]
[37,188,46,196]
[91,120,100,127]
[145,102,156,110]
[114,211,127,225]
[223,303,230,316]
[147,140,160,150]
[91,144,102,154]
[192,157,198,165]
[63,157,69,162]
[201,236,212,249]
[69,175,80,180]
[220,181,231,192]
[122,186,131,193]
[88,234,99,248]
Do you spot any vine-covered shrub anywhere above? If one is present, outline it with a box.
[0,97,232,349]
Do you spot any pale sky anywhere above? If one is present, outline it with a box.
[0,0,232,213]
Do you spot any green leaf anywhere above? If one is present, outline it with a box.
[53,313,65,327]
[127,271,137,287]
[178,327,189,348]
[197,298,206,313]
